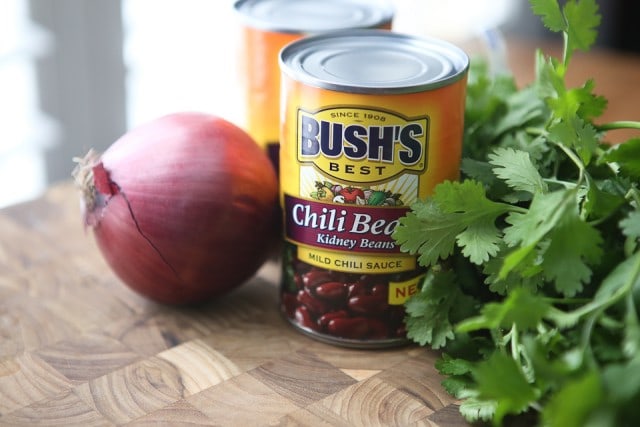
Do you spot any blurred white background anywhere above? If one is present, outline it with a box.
[3,0,630,208]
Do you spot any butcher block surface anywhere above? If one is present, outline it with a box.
[0,182,465,426]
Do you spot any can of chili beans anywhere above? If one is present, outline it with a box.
[278,30,469,348]
[233,0,394,171]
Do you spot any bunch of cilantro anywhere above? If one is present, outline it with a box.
[393,0,640,425]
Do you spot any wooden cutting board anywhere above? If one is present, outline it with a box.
[0,182,467,426]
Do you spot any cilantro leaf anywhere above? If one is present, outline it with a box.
[492,86,546,137]
[456,218,504,266]
[620,210,640,239]
[530,0,565,32]
[483,250,544,295]
[394,180,513,266]
[441,376,475,400]
[602,138,640,178]
[573,79,608,120]
[393,203,456,266]
[489,147,548,195]
[503,190,569,248]
[459,397,497,423]
[602,357,640,405]
[432,181,513,265]
[563,0,601,55]
[501,189,603,294]
[594,247,640,304]
[541,209,603,296]
[532,0,601,65]
[404,269,477,349]
[542,372,603,427]
[583,179,627,221]
[472,351,538,423]
[622,294,640,358]
[548,116,599,164]
[536,53,565,99]
[503,133,555,177]
[457,287,552,332]
[461,158,495,185]
[463,62,520,160]
[436,353,473,376]
[549,251,640,329]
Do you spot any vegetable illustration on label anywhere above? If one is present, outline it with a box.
[310,181,403,206]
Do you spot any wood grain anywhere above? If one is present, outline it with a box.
[0,182,465,426]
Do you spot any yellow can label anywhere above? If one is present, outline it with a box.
[389,274,425,305]
[297,245,416,274]
[283,104,442,274]
[282,96,454,280]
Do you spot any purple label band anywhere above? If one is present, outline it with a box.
[284,194,409,254]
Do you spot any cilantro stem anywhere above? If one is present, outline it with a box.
[580,306,602,369]
[597,121,640,132]
[562,32,570,69]
[529,402,543,412]
[543,178,578,189]
[553,252,640,326]
[525,127,545,137]
[544,297,591,305]
[554,142,585,184]
[510,323,519,361]
[627,187,640,207]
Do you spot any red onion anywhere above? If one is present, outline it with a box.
[73,112,279,305]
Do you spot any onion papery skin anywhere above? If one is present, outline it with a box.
[85,112,278,305]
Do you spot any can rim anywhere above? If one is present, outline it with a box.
[233,0,394,34]
[279,29,470,94]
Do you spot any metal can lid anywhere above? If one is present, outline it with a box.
[233,0,394,34]
[279,29,469,94]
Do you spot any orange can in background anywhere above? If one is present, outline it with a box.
[278,30,469,348]
[233,0,394,170]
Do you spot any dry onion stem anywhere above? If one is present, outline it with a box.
[72,148,180,279]
[72,149,101,225]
